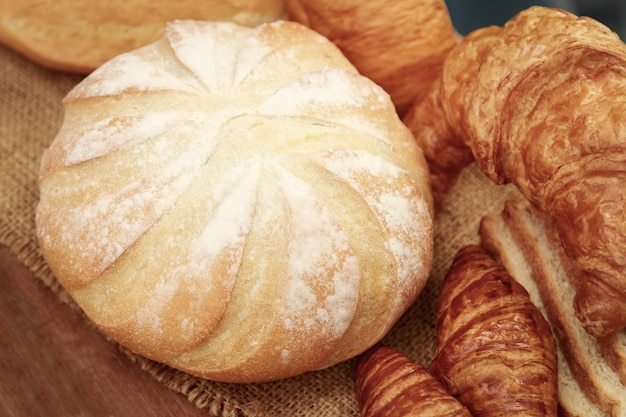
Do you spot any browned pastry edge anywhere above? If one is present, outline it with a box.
[403,25,501,210]
[0,0,286,73]
[284,0,459,116]
[404,5,626,337]
[479,198,626,416]
[431,244,558,417]
[355,344,472,417]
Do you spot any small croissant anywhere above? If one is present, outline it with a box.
[355,344,473,417]
[430,245,558,417]
[404,5,626,337]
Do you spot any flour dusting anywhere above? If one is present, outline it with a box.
[64,111,205,166]
[68,48,200,98]
[191,158,261,270]
[166,20,250,93]
[37,18,432,378]
[311,148,431,296]
[276,165,359,340]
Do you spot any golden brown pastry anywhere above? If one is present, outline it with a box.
[430,245,558,417]
[356,344,473,417]
[284,0,459,116]
[403,25,501,210]
[404,6,626,337]
[35,20,434,383]
[0,0,285,73]
[480,198,626,417]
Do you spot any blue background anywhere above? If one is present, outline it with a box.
[445,0,626,38]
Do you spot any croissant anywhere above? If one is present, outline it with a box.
[404,6,626,337]
[284,0,459,116]
[403,24,501,209]
[355,344,473,417]
[430,245,558,417]
[480,198,626,416]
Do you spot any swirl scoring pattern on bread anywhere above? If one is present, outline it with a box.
[35,20,434,383]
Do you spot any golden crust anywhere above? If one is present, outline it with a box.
[479,198,626,416]
[405,6,626,337]
[468,7,626,337]
[284,0,458,116]
[440,25,502,142]
[467,7,626,187]
[431,245,558,417]
[35,20,434,383]
[355,344,473,417]
[0,0,285,73]
[403,25,501,210]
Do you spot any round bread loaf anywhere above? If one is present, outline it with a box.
[0,0,285,74]
[35,19,434,383]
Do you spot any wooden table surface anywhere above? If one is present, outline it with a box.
[0,245,211,417]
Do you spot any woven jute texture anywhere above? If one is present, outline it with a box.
[0,42,523,416]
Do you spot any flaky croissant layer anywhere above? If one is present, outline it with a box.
[355,344,472,417]
[405,6,626,337]
[431,245,558,417]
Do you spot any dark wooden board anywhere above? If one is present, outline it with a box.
[0,245,209,417]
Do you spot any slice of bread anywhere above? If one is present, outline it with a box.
[479,199,626,417]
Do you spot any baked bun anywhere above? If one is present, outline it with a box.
[0,0,285,74]
[35,20,434,383]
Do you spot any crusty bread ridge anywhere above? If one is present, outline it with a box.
[479,199,626,417]
[35,19,434,383]
[0,0,285,73]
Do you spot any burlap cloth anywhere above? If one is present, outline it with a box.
[0,42,523,416]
